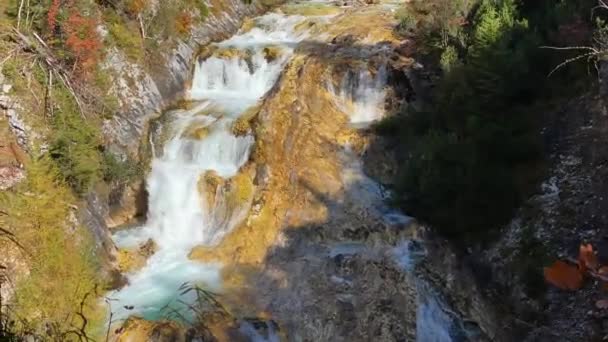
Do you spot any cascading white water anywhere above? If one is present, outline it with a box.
[109,12,311,322]
[107,5,460,340]
[331,65,389,126]
[109,104,254,321]
[188,13,309,115]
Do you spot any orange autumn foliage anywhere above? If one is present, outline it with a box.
[63,10,102,78]
[127,0,147,17]
[544,260,584,290]
[175,11,193,35]
[47,0,61,31]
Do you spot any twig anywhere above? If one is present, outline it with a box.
[17,0,24,29]
[0,48,18,67]
[25,0,30,30]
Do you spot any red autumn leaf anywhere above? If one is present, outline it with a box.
[544,261,584,290]
[596,299,608,309]
[579,244,599,271]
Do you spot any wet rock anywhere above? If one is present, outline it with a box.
[200,170,224,208]
[419,232,509,341]
[253,164,270,186]
[107,181,148,229]
[263,46,283,63]
[116,239,157,274]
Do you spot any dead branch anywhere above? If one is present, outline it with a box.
[592,0,608,18]
[0,48,18,67]
[0,226,27,253]
[539,46,602,76]
[11,28,87,119]
[540,46,599,52]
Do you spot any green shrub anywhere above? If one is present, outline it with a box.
[439,45,460,73]
[385,0,564,240]
[49,84,104,195]
[106,14,143,61]
[195,0,209,18]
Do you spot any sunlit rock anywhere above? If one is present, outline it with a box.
[116,239,157,274]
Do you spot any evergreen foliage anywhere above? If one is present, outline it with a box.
[48,83,104,195]
[387,0,600,239]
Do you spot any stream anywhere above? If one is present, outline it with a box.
[108,2,467,341]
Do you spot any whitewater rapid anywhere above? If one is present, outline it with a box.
[108,13,310,322]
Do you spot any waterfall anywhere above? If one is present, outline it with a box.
[108,5,462,341]
[330,65,389,126]
[108,12,310,322]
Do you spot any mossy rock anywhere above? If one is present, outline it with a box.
[263,46,283,63]
[226,171,255,207]
[215,47,253,61]
[203,170,223,189]
[199,170,225,208]
[184,125,210,140]
[140,239,157,258]
[117,249,146,273]
[231,117,251,136]
[240,18,257,33]
[116,239,157,273]
[197,45,219,62]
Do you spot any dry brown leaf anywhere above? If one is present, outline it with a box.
[544,260,584,290]
[579,244,599,271]
[596,299,608,309]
